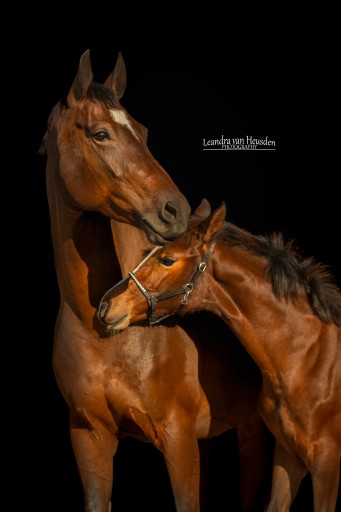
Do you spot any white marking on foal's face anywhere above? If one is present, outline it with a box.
[110,109,139,139]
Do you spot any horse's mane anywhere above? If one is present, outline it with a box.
[220,222,341,326]
[38,82,120,155]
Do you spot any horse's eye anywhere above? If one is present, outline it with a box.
[160,257,176,267]
[93,130,110,141]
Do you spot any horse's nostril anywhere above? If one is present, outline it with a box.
[165,201,178,220]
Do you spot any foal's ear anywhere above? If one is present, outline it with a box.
[197,202,227,242]
[193,198,211,219]
[67,49,93,105]
[104,52,127,99]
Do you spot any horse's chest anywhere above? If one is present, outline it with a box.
[53,320,166,440]
[54,338,146,405]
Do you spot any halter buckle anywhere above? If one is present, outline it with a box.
[198,262,207,273]
[181,283,194,305]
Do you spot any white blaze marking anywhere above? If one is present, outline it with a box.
[110,109,139,139]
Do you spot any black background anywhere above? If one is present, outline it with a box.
[14,8,339,512]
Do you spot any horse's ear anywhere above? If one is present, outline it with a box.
[67,49,93,105]
[104,52,126,99]
[193,198,211,219]
[197,202,226,243]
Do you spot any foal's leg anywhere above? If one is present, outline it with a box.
[160,414,200,512]
[70,412,118,512]
[310,444,340,512]
[266,442,307,512]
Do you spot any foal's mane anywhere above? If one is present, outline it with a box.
[39,82,120,155]
[220,222,341,326]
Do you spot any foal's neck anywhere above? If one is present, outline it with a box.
[203,243,317,375]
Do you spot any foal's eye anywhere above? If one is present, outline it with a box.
[93,130,110,141]
[159,257,176,267]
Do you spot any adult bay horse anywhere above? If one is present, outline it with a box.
[42,50,270,512]
[99,199,341,511]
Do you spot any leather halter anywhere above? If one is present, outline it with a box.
[99,240,216,326]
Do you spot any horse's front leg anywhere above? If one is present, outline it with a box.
[310,443,340,512]
[266,441,307,512]
[70,411,118,512]
[236,411,274,511]
[160,412,200,512]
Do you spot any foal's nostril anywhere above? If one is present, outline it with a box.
[99,301,109,320]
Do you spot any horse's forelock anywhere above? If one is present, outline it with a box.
[87,82,120,109]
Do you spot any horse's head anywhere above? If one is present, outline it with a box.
[44,50,190,244]
[98,199,226,331]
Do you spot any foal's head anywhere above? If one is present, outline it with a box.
[42,50,190,244]
[98,199,226,331]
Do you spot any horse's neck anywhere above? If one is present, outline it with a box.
[110,221,153,275]
[46,159,120,329]
[204,243,312,374]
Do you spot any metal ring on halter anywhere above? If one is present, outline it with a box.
[181,283,194,305]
